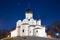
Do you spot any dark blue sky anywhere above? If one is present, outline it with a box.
[0,0,60,30]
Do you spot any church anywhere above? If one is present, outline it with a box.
[10,8,47,37]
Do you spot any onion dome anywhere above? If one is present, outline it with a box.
[25,8,32,13]
[36,17,40,21]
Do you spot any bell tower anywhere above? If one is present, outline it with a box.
[25,8,33,19]
[25,1,33,19]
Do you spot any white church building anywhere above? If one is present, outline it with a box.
[10,9,47,37]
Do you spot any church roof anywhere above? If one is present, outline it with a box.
[34,28,42,29]
[22,23,29,25]
[29,25,36,27]
[25,8,32,13]
[36,15,41,21]
[36,17,41,21]
[36,18,40,20]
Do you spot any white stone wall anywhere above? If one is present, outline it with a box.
[25,13,33,19]
[22,19,28,23]
[16,20,21,27]
[29,19,36,25]
[16,27,20,36]
[34,27,47,37]
[36,20,41,25]
[28,26,34,36]
[20,25,29,36]
[10,30,17,37]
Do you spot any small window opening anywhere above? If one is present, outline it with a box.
[23,29,24,32]
[36,30,38,33]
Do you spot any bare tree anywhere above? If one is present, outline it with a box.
[46,21,60,38]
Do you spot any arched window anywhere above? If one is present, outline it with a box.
[22,29,24,32]
[36,30,38,33]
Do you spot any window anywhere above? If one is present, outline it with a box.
[36,30,38,33]
[23,29,24,32]
[28,19,30,21]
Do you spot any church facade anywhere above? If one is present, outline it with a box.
[10,9,47,37]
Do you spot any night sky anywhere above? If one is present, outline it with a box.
[0,0,60,30]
